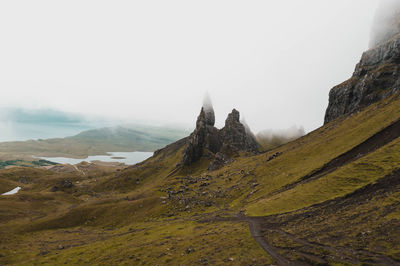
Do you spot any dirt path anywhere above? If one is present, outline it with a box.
[271,118,400,196]
[246,217,294,266]
[209,209,400,265]
[206,214,295,265]
[72,164,85,176]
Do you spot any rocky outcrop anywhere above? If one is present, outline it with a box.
[180,106,259,167]
[181,107,221,165]
[207,152,234,171]
[324,2,400,124]
[219,109,259,154]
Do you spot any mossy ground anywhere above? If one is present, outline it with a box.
[3,220,271,265]
[1,93,400,264]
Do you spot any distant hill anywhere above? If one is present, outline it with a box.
[0,125,189,160]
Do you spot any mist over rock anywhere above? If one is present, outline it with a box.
[370,0,400,48]
[257,126,305,150]
[180,106,259,167]
[324,1,400,124]
[202,92,216,127]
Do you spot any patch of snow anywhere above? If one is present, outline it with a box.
[1,186,21,195]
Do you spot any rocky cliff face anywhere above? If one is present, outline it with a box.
[180,106,259,167]
[324,2,400,124]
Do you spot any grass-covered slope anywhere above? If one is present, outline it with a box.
[0,93,400,265]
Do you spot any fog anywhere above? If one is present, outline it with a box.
[257,126,305,142]
[257,126,305,150]
[0,0,380,134]
[370,0,400,47]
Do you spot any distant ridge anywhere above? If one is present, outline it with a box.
[0,125,189,160]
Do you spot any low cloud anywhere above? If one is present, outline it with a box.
[256,126,305,150]
[370,0,400,48]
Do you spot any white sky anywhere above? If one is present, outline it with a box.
[0,0,380,133]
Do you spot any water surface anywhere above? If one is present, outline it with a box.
[39,151,153,165]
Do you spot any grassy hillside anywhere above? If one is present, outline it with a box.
[0,125,188,160]
[0,93,399,265]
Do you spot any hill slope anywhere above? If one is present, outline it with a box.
[1,5,400,264]
[0,91,399,265]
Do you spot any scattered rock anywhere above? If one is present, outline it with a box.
[198,257,209,265]
[51,180,73,192]
[38,251,49,256]
[266,152,282,162]
[19,177,29,184]
[185,247,195,254]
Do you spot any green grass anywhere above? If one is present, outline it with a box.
[2,220,272,265]
[1,93,400,264]
[248,138,400,215]
[241,94,400,215]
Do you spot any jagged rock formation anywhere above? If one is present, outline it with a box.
[180,107,221,165]
[180,106,259,167]
[324,1,400,124]
[219,109,259,154]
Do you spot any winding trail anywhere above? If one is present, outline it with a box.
[208,210,399,265]
[246,217,294,266]
[200,120,400,265]
[207,214,294,265]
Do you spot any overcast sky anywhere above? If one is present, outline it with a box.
[0,0,380,133]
